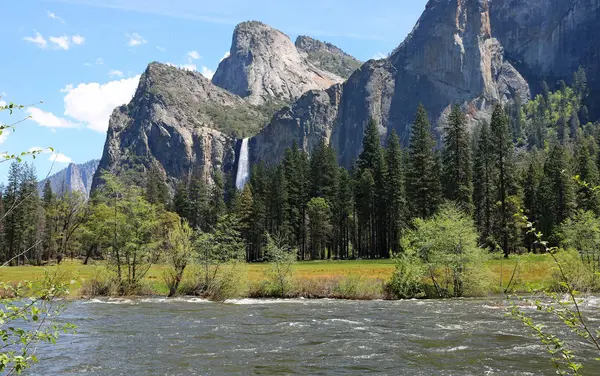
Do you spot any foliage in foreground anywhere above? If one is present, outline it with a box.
[508,214,600,375]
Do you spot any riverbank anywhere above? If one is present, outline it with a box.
[0,254,557,299]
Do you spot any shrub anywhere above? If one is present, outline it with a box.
[398,203,491,298]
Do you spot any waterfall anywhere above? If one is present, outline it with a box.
[235,138,250,190]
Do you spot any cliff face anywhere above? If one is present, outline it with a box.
[92,63,252,189]
[212,21,344,105]
[93,25,356,190]
[40,159,99,198]
[251,0,530,167]
[94,0,600,189]
[489,0,600,117]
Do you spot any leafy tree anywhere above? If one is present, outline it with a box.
[163,218,193,297]
[558,210,600,267]
[442,105,473,213]
[194,214,245,300]
[407,105,441,219]
[264,233,297,297]
[473,122,495,245]
[95,173,161,292]
[399,203,489,298]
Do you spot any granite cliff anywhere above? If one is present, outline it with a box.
[251,0,530,167]
[94,0,600,190]
[212,21,344,105]
[40,159,99,198]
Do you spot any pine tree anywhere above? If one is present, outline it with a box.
[42,180,57,261]
[173,180,190,222]
[236,184,254,261]
[356,118,387,257]
[249,162,269,260]
[407,105,441,219]
[208,172,226,229]
[385,130,406,255]
[574,140,600,214]
[334,167,353,259]
[310,140,339,205]
[490,105,516,257]
[19,164,42,263]
[188,177,209,231]
[269,165,290,239]
[442,105,473,213]
[538,142,577,241]
[3,162,24,265]
[145,163,169,207]
[354,169,375,258]
[307,197,332,259]
[523,153,544,252]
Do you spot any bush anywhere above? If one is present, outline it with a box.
[397,203,491,298]
[551,249,600,292]
[80,268,121,297]
[388,254,425,299]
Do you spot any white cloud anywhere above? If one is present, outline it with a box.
[127,32,147,47]
[49,152,72,163]
[0,100,6,107]
[62,75,141,133]
[96,58,104,65]
[47,11,66,24]
[181,64,197,71]
[109,69,124,77]
[72,35,85,45]
[60,84,74,93]
[84,62,92,67]
[371,52,387,60]
[219,51,230,62]
[49,35,70,50]
[200,66,215,79]
[0,129,10,145]
[27,107,79,129]
[24,32,47,48]
[156,45,166,52]
[188,50,201,60]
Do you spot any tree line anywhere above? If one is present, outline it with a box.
[0,68,596,267]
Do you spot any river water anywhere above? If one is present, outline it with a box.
[27,297,600,375]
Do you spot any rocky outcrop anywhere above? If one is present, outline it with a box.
[40,159,99,198]
[250,0,530,167]
[295,36,362,79]
[212,21,344,105]
[489,0,600,117]
[92,63,270,189]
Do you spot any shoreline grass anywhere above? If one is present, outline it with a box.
[0,254,557,299]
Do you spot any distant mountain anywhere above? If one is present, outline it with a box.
[39,159,99,198]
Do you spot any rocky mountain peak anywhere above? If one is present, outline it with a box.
[212,21,344,105]
[295,36,362,79]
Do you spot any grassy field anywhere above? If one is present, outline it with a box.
[0,254,557,298]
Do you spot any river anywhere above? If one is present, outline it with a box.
[27,297,600,375]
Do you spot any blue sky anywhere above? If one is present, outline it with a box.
[0,0,428,182]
